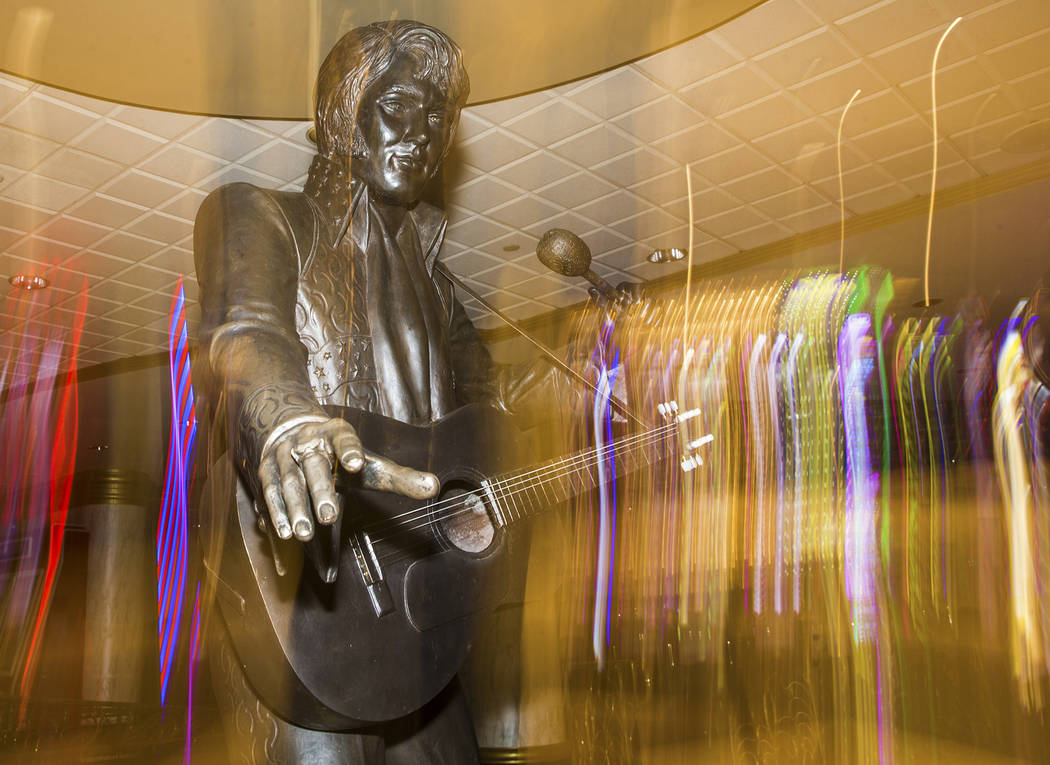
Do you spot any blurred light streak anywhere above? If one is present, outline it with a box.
[157,278,198,709]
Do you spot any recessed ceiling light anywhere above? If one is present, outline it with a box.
[648,248,686,264]
[9,274,48,291]
[306,125,317,144]
[502,244,520,252]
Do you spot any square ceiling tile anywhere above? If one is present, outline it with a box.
[110,106,204,140]
[182,119,272,161]
[844,183,911,214]
[629,169,692,207]
[753,119,836,165]
[4,174,88,211]
[540,172,616,208]
[103,170,182,209]
[578,226,632,256]
[724,221,792,250]
[470,261,537,289]
[0,78,27,117]
[575,191,648,227]
[507,273,569,301]
[836,0,948,55]
[161,189,209,221]
[93,232,163,261]
[967,0,1050,52]
[468,91,552,124]
[804,0,881,23]
[679,64,779,118]
[453,130,535,173]
[867,24,974,86]
[690,145,770,185]
[900,161,980,195]
[0,226,21,250]
[717,94,812,142]
[778,203,841,234]
[612,97,702,143]
[128,289,178,314]
[753,186,831,219]
[971,148,1047,175]
[722,167,802,204]
[756,28,856,88]
[494,151,576,191]
[571,67,667,120]
[102,304,164,327]
[634,34,740,91]
[145,246,196,277]
[126,212,194,243]
[451,111,492,144]
[33,148,122,189]
[82,276,149,305]
[445,216,514,248]
[443,249,505,275]
[1004,67,1050,110]
[0,198,54,231]
[851,116,932,159]
[65,251,137,281]
[935,89,1013,138]
[505,101,599,146]
[716,0,821,58]
[536,286,589,309]
[4,92,97,144]
[450,176,522,214]
[790,61,888,114]
[121,326,169,349]
[985,28,1050,82]
[140,144,228,185]
[67,194,146,228]
[502,300,549,322]
[696,206,769,239]
[612,207,684,241]
[7,236,79,266]
[877,142,963,180]
[898,59,996,113]
[688,187,742,221]
[522,210,596,239]
[486,196,563,229]
[111,263,178,291]
[792,141,861,183]
[592,149,678,187]
[240,141,314,181]
[597,242,651,271]
[0,125,58,170]
[551,124,636,168]
[35,216,109,248]
[810,162,897,199]
[72,120,165,165]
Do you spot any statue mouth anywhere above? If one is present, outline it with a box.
[391,153,425,173]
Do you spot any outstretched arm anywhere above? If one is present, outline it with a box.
[195,183,436,544]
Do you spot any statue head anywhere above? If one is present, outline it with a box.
[315,20,469,206]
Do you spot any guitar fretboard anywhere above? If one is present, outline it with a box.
[481,421,678,525]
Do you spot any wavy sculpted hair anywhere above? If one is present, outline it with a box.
[314,20,469,160]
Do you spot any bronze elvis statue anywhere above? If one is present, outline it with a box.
[194,19,543,764]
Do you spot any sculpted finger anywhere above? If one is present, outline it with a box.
[327,422,364,473]
[277,441,313,540]
[258,455,293,540]
[360,452,440,499]
[302,451,339,525]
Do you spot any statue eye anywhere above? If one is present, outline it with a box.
[380,98,408,115]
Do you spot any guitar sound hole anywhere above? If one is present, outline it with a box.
[436,484,495,554]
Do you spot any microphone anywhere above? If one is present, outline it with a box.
[536,229,617,300]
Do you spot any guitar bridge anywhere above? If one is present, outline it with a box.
[349,531,394,617]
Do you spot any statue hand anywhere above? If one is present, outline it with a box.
[257,417,439,541]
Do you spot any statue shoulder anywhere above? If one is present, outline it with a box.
[196,182,307,226]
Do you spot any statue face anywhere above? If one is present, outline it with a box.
[352,52,453,206]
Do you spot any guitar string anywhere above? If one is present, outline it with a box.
[368,422,679,547]
[356,418,681,535]
[366,422,683,555]
[357,419,681,538]
[370,423,684,567]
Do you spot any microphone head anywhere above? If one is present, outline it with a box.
[536,228,592,278]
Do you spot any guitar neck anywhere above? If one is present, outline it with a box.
[481,420,679,526]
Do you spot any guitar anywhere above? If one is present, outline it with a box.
[207,401,706,730]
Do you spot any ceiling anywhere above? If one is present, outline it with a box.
[0,0,1049,372]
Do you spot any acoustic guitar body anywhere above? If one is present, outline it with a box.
[212,404,526,730]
